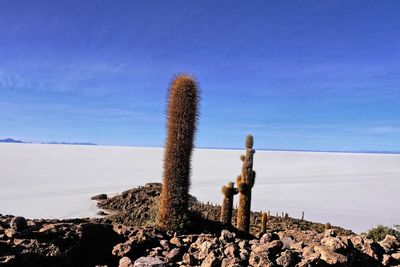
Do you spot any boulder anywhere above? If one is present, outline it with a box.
[350,235,383,261]
[39,224,56,233]
[134,256,163,267]
[219,230,236,243]
[223,243,239,258]
[166,247,181,262]
[4,228,18,239]
[324,229,337,238]
[221,257,242,267]
[169,236,182,247]
[382,254,395,266]
[159,240,170,251]
[290,242,304,252]
[314,245,347,265]
[297,253,320,267]
[280,236,294,250]
[276,250,296,267]
[182,252,195,265]
[119,257,134,267]
[10,216,27,231]
[379,235,400,253]
[321,236,347,252]
[249,251,276,267]
[148,247,163,257]
[260,232,280,244]
[201,250,219,267]
[91,193,108,200]
[200,241,213,255]
[238,240,249,250]
[268,240,283,255]
[392,252,400,261]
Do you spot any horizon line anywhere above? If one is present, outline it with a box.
[1,138,399,155]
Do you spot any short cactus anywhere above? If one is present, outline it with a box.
[325,222,332,230]
[157,74,199,231]
[220,182,238,225]
[236,134,256,233]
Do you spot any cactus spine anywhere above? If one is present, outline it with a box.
[236,134,256,233]
[157,74,199,231]
[220,182,238,225]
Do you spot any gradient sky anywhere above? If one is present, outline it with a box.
[0,0,399,151]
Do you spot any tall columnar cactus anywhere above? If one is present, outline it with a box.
[220,182,238,225]
[157,74,199,231]
[261,212,268,233]
[236,134,256,233]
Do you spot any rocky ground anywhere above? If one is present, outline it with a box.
[1,183,399,267]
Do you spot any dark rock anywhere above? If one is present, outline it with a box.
[249,250,276,267]
[159,240,170,251]
[382,254,395,266]
[239,248,249,261]
[260,232,280,244]
[392,252,400,261]
[149,247,163,257]
[223,243,239,258]
[219,230,236,243]
[10,216,27,231]
[268,240,283,255]
[182,252,195,265]
[350,235,384,261]
[92,194,108,200]
[166,247,181,262]
[80,222,124,266]
[113,228,164,259]
[276,250,296,267]
[221,257,242,267]
[201,250,220,267]
[0,255,16,264]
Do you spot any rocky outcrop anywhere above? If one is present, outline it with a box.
[0,215,122,267]
[1,184,399,267]
[2,216,400,267]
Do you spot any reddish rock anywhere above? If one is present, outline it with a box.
[119,256,134,267]
[314,245,347,265]
[134,256,163,267]
[379,235,400,253]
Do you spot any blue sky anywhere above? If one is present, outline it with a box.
[0,0,399,151]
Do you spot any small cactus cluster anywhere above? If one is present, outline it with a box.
[220,182,238,224]
[219,134,256,233]
[236,134,256,233]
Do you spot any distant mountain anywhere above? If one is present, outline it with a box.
[0,138,96,146]
[0,138,25,143]
[44,142,97,146]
